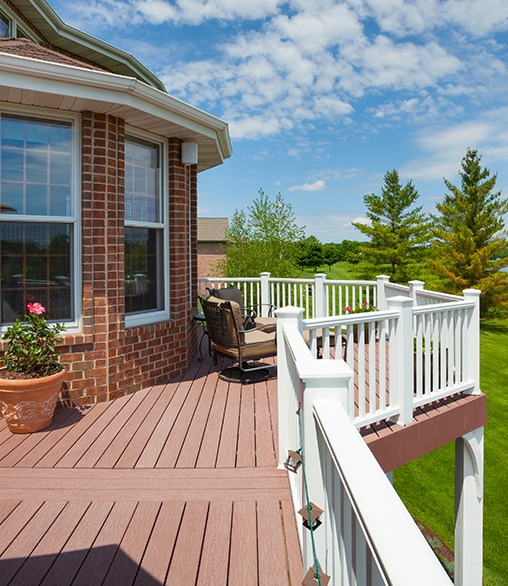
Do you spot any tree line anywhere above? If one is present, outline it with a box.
[219,149,508,316]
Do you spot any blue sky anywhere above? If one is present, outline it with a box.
[51,0,508,242]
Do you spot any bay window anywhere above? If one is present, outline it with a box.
[124,130,168,326]
[0,110,79,327]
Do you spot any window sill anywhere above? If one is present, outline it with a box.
[125,310,170,329]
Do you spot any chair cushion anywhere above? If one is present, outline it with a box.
[211,287,245,313]
[212,329,277,361]
[254,317,277,333]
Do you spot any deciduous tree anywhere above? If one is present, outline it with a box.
[352,170,428,282]
[430,148,508,315]
[219,190,305,278]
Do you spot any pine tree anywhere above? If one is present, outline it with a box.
[352,170,429,282]
[430,148,508,315]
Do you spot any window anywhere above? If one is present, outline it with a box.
[0,110,79,327]
[124,131,168,326]
[0,13,10,38]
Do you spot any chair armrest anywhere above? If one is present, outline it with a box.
[238,322,277,334]
[245,303,276,317]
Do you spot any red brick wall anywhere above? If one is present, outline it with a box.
[56,112,197,406]
[197,242,225,278]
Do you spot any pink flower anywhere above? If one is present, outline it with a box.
[363,301,368,306]
[28,303,45,315]
[346,306,351,312]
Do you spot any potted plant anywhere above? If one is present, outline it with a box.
[346,301,377,343]
[0,303,66,433]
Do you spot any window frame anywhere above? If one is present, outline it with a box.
[124,126,169,329]
[0,104,82,333]
[0,1,43,43]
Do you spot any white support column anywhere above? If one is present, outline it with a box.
[376,275,390,310]
[386,296,414,425]
[408,280,425,307]
[314,273,327,318]
[463,289,481,395]
[301,365,352,574]
[455,426,484,586]
[275,306,304,468]
[260,272,271,317]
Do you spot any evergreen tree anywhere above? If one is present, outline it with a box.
[352,170,428,282]
[430,148,508,315]
[219,190,305,278]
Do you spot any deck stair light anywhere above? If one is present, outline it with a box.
[298,502,324,531]
[301,566,331,586]
[284,449,303,473]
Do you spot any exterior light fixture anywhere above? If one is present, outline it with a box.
[181,142,198,165]
[284,450,303,473]
[301,566,331,586]
[298,502,324,531]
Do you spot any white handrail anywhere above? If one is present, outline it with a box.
[313,398,453,586]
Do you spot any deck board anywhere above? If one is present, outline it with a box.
[165,501,209,585]
[196,501,232,586]
[237,386,256,468]
[229,501,258,586]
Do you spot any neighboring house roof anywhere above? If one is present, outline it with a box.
[198,218,229,241]
[10,0,167,92]
[0,37,103,70]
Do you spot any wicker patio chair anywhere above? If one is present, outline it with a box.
[199,295,277,383]
[209,286,276,333]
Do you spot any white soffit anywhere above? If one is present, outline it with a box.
[0,52,232,173]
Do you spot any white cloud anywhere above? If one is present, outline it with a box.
[343,216,371,227]
[401,108,508,181]
[289,180,326,191]
[56,0,508,143]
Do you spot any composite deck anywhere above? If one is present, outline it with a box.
[0,355,302,586]
[0,342,487,585]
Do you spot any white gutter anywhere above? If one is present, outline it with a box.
[0,51,232,163]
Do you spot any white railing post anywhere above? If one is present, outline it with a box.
[387,296,414,425]
[260,272,271,317]
[276,306,304,468]
[376,275,390,310]
[301,366,352,574]
[314,273,327,318]
[462,289,481,396]
[409,280,425,307]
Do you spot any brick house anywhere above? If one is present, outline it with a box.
[197,217,228,278]
[0,0,232,405]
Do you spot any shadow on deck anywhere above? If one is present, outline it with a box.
[0,354,302,586]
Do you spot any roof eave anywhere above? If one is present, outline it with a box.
[12,0,167,92]
[0,52,233,170]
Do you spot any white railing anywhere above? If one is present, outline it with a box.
[300,290,480,427]
[198,272,464,318]
[276,308,453,585]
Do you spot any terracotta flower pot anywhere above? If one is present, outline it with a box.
[0,369,67,433]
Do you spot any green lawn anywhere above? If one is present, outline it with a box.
[394,317,508,585]
[294,261,355,280]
